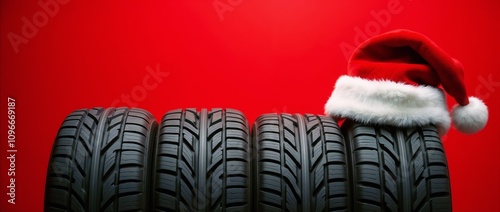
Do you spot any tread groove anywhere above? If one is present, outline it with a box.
[295,114,311,212]
[89,108,113,212]
[197,109,208,212]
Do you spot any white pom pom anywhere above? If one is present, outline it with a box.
[451,97,488,134]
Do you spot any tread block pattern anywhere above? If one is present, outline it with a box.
[342,121,452,212]
[152,108,251,211]
[45,107,157,212]
[253,113,350,212]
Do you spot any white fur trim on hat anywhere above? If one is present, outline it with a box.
[325,75,451,135]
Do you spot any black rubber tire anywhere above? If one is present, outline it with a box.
[252,113,351,211]
[151,108,252,211]
[44,107,158,212]
[341,120,452,212]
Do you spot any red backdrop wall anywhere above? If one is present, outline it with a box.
[1,0,499,211]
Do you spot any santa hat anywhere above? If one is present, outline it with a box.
[325,29,488,135]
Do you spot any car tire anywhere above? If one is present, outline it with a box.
[44,107,158,211]
[341,120,452,211]
[151,108,252,211]
[252,113,351,211]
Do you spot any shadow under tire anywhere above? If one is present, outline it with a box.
[253,113,351,211]
[44,107,158,211]
[341,120,452,212]
[151,108,252,211]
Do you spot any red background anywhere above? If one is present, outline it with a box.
[1,0,499,211]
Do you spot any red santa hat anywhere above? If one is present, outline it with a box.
[325,29,488,135]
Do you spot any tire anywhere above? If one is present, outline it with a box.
[253,113,351,211]
[151,108,252,211]
[44,107,158,212]
[341,120,452,212]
